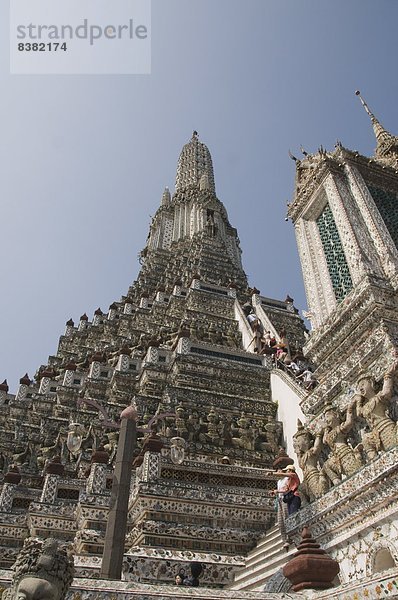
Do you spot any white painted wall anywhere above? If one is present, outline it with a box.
[271,371,306,479]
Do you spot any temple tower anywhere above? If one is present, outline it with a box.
[0,133,306,587]
[288,93,398,377]
[131,131,247,299]
[276,95,398,594]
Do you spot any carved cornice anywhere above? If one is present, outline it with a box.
[286,445,398,541]
[300,320,392,416]
[288,155,343,222]
[289,147,398,225]
[304,276,395,364]
[159,458,276,480]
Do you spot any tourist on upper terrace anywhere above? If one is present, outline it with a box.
[245,309,265,353]
[293,355,307,371]
[242,302,252,316]
[262,331,272,346]
[275,330,289,354]
[276,346,289,362]
[278,329,288,345]
[246,311,259,330]
[298,368,317,390]
[259,332,277,356]
[272,350,318,393]
[284,358,301,374]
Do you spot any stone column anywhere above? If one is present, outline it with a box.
[108,303,118,320]
[89,352,106,379]
[15,374,31,402]
[63,362,77,386]
[0,380,9,405]
[40,458,64,503]
[64,318,75,336]
[39,376,51,395]
[0,483,16,512]
[116,349,131,373]
[86,446,109,495]
[139,294,149,308]
[101,405,137,580]
[155,290,165,303]
[0,466,21,511]
[92,308,103,326]
[143,346,159,365]
[40,474,60,504]
[39,369,55,395]
[172,280,183,296]
[78,313,89,331]
[123,299,134,315]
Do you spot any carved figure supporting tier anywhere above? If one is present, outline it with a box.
[37,435,63,471]
[217,414,233,447]
[187,411,202,442]
[293,420,329,500]
[255,417,281,459]
[200,407,222,446]
[322,404,363,485]
[355,361,398,460]
[174,404,189,440]
[3,537,74,600]
[12,443,30,469]
[231,413,255,451]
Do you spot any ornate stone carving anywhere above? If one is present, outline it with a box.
[293,421,329,500]
[3,537,74,600]
[321,403,363,485]
[0,134,307,586]
[355,360,398,459]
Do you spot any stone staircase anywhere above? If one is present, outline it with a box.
[229,525,296,591]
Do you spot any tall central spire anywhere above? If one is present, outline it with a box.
[129,134,247,298]
[175,131,216,193]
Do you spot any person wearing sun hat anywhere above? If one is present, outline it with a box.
[273,468,290,547]
[270,463,301,549]
[275,464,301,515]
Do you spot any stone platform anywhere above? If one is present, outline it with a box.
[0,571,301,599]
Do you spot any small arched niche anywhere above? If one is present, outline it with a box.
[373,548,395,573]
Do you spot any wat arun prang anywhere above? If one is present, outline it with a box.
[0,131,307,588]
[2,91,398,598]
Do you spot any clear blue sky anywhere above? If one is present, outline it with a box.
[1,0,397,391]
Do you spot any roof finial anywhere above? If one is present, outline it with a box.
[355,90,373,118]
[300,145,308,157]
[355,90,398,160]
